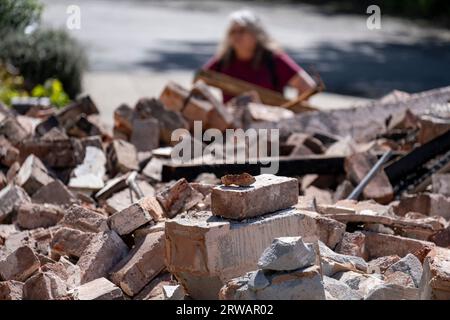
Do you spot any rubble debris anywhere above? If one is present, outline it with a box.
[130,118,159,152]
[159,81,190,112]
[50,227,95,258]
[219,237,325,300]
[385,254,423,288]
[420,248,450,300]
[0,246,40,282]
[68,146,106,192]
[31,180,78,206]
[432,173,450,197]
[323,276,363,300]
[0,280,24,300]
[71,277,124,300]
[23,271,67,300]
[111,231,165,296]
[220,172,256,186]
[108,196,161,235]
[76,231,129,284]
[104,180,155,214]
[165,208,344,299]
[162,284,186,300]
[336,232,368,260]
[257,237,316,272]
[0,185,30,223]
[211,174,298,219]
[17,203,65,229]
[0,135,20,166]
[15,154,54,195]
[107,139,139,176]
[156,178,203,218]
[60,205,108,233]
[0,116,30,145]
[345,152,394,204]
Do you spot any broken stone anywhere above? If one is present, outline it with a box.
[220,265,326,300]
[68,146,106,192]
[365,283,419,300]
[0,280,23,300]
[367,255,401,274]
[31,180,78,206]
[420,248,450,300]
[303,186,333,205]
[333,271,384,297]
[113,103,134,138]
[0,185,30,223]
[418,115,450,145]
[94,173,129,201]
[220,173,256,187]
[133,272,172,300]
[108,196,160,235]
[111,231,165,296]
[211,174,298,220]
[344,152,394,204]
[257,237,316,271]
[130,118,159,152]
[51,227,95,258]
[335,232,368,261]
[182,96,214,127]
[323,276,363,300]
[142,157,167,182]
[60,205,108,233]
[432,174,450,197]
[107,139,139,176]
[162,284,185,300]
[76,230,129,284]
[15,154,54,195]
[55,96,99,130]
[23,271,67,300]
[334,180,354,202]
[384,271,416,288]
[384,253,423,288]
[165,208,344,299]
[0,246,40,282]
[393,193,450,220]
[6,161,20,182]
[72,277,124,300]
[159,81,190,112]
[156,178,203,218]
[319,241,368,276]
[16,203,64,229]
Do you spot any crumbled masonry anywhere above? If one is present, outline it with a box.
[0,84,450,300]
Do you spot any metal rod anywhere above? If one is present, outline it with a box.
[126,171,144,200]
[347,150,393,201]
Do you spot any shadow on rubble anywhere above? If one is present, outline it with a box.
[137,38,450,98]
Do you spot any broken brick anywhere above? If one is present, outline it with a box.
[107,139,139,176]
[156,178,203,218]
[15,154,54,195]
[345,152,394,204]
[159,81,190,112]
[16,203,64,229]
[211,174,298,220]
[31,180,78,207]
[0,280,23,300]
[23,271,67,300]
[76,230,129,284]
[0,185,30,223]
[130,118,159,152]
[336,232,368,261]
[111,231,165,296]
[0,136,20,166]
[72,277,123,300]
[0,246,40,282]
[51,227,95,258]
[60,205,108,233]
[0,117,30,145]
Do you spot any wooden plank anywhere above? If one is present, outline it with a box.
[161,155,344,182]
[195,69,289,106]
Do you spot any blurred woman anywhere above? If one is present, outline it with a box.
[203,9,318,102]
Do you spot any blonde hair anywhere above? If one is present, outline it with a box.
[216,9,280,68]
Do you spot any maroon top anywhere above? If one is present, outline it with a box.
[203,51,303,102]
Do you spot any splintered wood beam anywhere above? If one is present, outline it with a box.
[161,155,344,182]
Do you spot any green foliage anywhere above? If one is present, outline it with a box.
[0,65,28,106]
[0,0,42,37]
[0,28,87,99]
[31,79,70,108]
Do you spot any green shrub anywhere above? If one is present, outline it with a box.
[0,0,42,36]
[0,29,87,99]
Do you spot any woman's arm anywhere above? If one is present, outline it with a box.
[288,69,318,97]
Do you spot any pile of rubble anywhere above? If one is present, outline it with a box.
[1,80,450,300]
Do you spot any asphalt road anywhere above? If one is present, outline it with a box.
[40,0,450,125]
